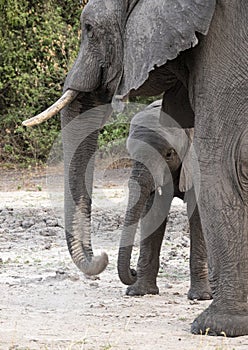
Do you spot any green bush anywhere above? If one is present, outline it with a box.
[0,0,83,164]
[98,97,160,160]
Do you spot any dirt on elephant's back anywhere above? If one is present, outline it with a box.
[0,166,248,349]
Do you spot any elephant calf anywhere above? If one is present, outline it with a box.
[118,100,212,300]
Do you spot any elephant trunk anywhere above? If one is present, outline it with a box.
[118,161,153,285]
[61,93,111,275]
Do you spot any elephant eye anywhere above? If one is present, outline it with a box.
[85,23,94,38]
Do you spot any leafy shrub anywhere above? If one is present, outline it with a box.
[0,0,83,164]
[98,96,160,161]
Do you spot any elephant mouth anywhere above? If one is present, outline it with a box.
[22,89,79,127]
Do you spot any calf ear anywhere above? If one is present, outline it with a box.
[179,129,194,192]
[117,0,216,97]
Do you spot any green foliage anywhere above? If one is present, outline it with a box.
[98,112,129,149]
[0,0,84,164]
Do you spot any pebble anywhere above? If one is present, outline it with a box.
[89,282,99,288]
[21,219,35,229]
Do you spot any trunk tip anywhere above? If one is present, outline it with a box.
[117,266,137,285]
[82,252,109,276]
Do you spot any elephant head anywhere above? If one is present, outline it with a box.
[22,0,214,277]
[117,100,194,285]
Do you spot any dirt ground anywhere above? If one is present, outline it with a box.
[1,165,248,350]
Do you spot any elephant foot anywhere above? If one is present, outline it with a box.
[126,280,159,296]
[191,303,248,337]
[188,281,212,301]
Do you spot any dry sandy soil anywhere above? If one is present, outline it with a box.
[1,165,248,350]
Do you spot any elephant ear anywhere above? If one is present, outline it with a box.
[116,0,216,98]
[179,128,194,192]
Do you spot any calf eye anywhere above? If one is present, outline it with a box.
[165,148,175,160]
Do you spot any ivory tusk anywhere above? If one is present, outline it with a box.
[114,94,125,100]
[114,94,129,102]
[22,90,79,127]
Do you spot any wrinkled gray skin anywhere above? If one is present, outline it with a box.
[60,0,248,337]
[118,101,212,301]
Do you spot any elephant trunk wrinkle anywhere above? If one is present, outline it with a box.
[62,101,109,277]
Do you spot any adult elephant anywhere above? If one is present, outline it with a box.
[118,100,212,301]
[23,0,248,337]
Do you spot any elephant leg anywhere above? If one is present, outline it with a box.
[126,221,166,296]
[186,189,212,300]
[126,190,168,296]
[189,2,248,336]
[191,135,248,336]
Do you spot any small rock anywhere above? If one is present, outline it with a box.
[69,274,80,282]
[45,218,58,227]
[169,249,177,258]
[39,227,57,236]
[89,282,99,288]
[21,219,35,229]
[173,292,180,296]
[84,273,100,280]
[54,270,67,281]
[44,243,51,250]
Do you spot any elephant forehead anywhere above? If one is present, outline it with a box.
[83,0,115,13]
[128,128,171,151]
[128,127,189,161]
[82,0,125,25]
